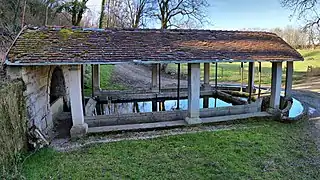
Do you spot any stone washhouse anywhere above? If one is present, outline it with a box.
[4,27,303,138]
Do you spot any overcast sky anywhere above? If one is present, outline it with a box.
[86,0,302,30]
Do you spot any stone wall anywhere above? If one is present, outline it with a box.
[86,99,262,127]
[0,80,27,173]
[6,65,71,138]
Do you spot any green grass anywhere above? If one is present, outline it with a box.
[295,49,320,71]
[167,49,320,85]
[84,65,126,96]
[22,119,320,179]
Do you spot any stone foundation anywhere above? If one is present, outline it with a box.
[85,99,262,127]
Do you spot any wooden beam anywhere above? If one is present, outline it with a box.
[158,64,161,92]
[240,62,244,92]
[177,63,181,109]
[258,62,261,98]
[215,62,218,90]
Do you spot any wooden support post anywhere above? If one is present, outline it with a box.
[91,65,94,97]
[203,96,209,108]
[240,62,244,92]
[158,64,161,92]
[177,63,180,109]
[285,61,293,99]
[215,62,218,90]
[92,65,100,97]
[258,62,262,98]
[152,100,157,112]
[151,64,158,90]
[204,63,210,87]
[248,62,254,103]
[270,62,282,109]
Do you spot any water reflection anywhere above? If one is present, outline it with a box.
[289,98,303,118]
[100,96,304,118]
[102,97,232,115]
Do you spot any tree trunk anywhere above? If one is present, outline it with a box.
[45,5,49,26]
[21,0,27,27]
[13,0,21,32]
[99,0,106,28]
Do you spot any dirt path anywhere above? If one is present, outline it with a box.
[112,63,187,90]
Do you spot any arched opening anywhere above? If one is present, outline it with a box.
[50,67,66,104]
[50,67,71,138]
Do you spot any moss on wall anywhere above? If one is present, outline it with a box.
[0,80,27,177]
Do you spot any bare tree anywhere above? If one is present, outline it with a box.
[270,26,309,49]
[281,0,320,29]
[57,0,89,26]
[81,9,97,27]
[99,0,106,28]
[124,0,153,28]
[99,0,123,28]
[21,0,27,27]
[99,0,151,28]
[149,0,209,70]
[151,0,209,29]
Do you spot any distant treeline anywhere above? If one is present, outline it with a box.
[244,26,320,49]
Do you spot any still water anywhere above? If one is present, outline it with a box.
[289,98,303,118]
[103,97,232,115]
[101,96,304,118]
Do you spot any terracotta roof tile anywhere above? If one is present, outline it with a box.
[5,26,303,65]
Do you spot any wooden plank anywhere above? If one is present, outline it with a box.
[96,89,214,102]
[88,120,187,133]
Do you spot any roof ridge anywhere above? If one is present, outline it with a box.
[25,26,274,34]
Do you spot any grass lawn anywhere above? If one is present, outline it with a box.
[84,65,126,96]
[167,49,320,85]
[22,119,320,179]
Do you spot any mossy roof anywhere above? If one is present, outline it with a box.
[5,26,303,65]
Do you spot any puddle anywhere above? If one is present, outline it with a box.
[102,97,232,115]
[289,98,304,118]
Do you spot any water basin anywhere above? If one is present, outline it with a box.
[289,98,304,118]
[102,97,232,115]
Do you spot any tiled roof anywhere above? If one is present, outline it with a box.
[5,26,303,65]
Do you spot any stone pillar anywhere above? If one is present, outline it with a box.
[270,62,282,109]
[185,63,201,124]
[285,61,293,99]
[204,63,210,87]
[248,62,255,103]
[69,65,88,138]
[248,62,255,92]
[151,64,158,90]
[92,65,100,92]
